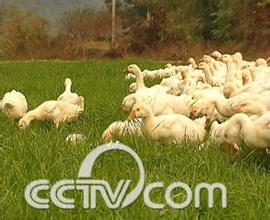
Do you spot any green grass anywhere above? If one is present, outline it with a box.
[0,60,269,220]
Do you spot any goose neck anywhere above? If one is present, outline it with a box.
[135,69,145,89]
[202,66,213,84]
[233,114,251,132]
[142,110,156,131]
[65,85,72,92]
[225,60,234,82]
[211,97,229,116]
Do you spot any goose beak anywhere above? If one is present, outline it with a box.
[223,142,241,156]
[206,118,211,127]
[129,111,136,120]
[190,112,196,120]
[123,68,129,75]
[217,56,223,61]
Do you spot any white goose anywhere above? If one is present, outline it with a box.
[219,54,242,83]
[210,50,223,60]
[19,99,84,129]
[57,78,84,107]
[0,90,28,119]
[197,62,224,86]
[211,112,270,150]
[129,102,206,144]
[124,64,170,93]
[102,119,142,143]
[122,91,193,117]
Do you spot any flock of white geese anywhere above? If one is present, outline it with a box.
[102,51,270,155]
[0,51,270,154]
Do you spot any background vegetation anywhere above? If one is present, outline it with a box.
[0,0,269,59]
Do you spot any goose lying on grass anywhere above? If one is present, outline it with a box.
[102,119,142,143]
[19,99,84,129]
[0,90,28,119]
[129,102,206,144]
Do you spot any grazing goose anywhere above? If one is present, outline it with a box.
[19,99,84,129]
[211,112,270,151]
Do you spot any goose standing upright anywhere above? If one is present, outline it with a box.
[57,78,84,108]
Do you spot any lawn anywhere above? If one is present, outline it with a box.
[0,60,269,219]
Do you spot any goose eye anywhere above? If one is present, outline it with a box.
[136,108,140,111]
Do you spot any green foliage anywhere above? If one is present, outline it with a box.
[210,0,241,41]
[165,1,205,43]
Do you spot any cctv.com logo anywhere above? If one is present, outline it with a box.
[25,143,227,210]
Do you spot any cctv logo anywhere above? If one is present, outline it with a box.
[25,143,227,210]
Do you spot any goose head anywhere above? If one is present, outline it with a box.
[128,82,137,94]
[187,57,197,68]
[65,78,72,87]
[209,121,223,144]
[129,102,151,120]
[122,94,138,113]
[218,54,233,63]
[19,117,31,130]
[190,99,214,120]
[267,57,270,66]
[241,69,252,85]
[210,51,223,60]
[255,58,267,67]
[197,62,210,72]
[124,64,142,77]
[233,52,243,61]
[201,55,214,64]
[166,63,173,68]
[209,120,239,149]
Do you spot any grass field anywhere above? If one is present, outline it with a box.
[0,60,269,219]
